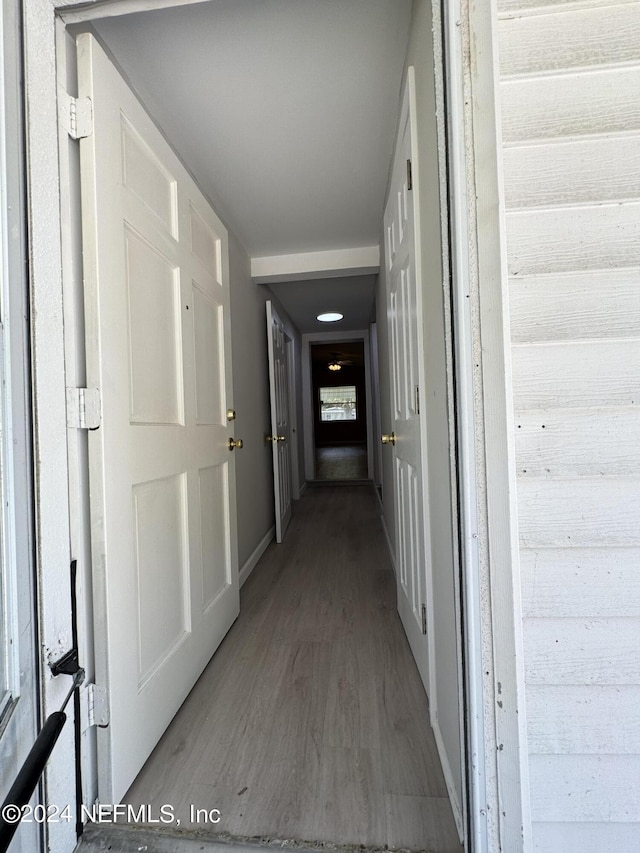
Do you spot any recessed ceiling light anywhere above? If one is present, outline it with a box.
[317,312,343,323]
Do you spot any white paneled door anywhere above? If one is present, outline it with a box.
[383,68,433,699]
[77,33,240,802]
[266,301,292,542]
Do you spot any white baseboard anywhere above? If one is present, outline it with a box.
[432,716,464,842]
[375,483,384,513]
[239,525,275,587]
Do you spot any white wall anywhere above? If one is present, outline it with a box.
[496,1,640,850]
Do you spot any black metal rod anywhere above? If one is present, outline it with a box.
[0,667,83,852]
[0,711,66,852]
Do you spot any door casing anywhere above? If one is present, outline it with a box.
[302,329,374,483]
[0,5,40,850]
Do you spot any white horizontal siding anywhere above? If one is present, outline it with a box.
[515,408,640,475]
[532,822,640,853]
[498,4,640,77]
[501,66,640,143]
[496,1,640,847]
[529,755,640,821]
[506,202,640,275]
[498,0,638,15]
[517,478,640,547]
[520,547,640,617]
[527,685,640,753]
[503,136,640,208]
[512,340,640,410]
[524,617,640,684]
[509,269,640,343]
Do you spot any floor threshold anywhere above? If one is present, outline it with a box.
[75,824,431,853]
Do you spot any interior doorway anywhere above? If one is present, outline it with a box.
[41,3,470,848]
[311,342,369,482]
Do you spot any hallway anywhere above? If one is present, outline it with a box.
[314,445,369,481]
[123,485,461,852]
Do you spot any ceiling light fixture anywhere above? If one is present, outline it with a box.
[328,360,342,372]
[317,312,343,323]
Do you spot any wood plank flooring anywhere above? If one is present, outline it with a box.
[314,445,368,480]
[123,485,462,853]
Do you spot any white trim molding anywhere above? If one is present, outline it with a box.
[440,0,489,849]
[251,246,380,284]
[239,526,275,588]
[58,0,213,25]
[460,0,532,850]
[376,483,396,580]
[23,1,76,851]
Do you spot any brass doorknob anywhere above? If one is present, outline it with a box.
[381,432,396,446]
[266,435,286,443]
[228,438,244,451]
[227,408,236,421]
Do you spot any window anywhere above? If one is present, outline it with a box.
[319,385,357,422]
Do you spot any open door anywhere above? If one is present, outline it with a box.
[77,33,240,802]
[382,67,433,698]
[266,301,292,542]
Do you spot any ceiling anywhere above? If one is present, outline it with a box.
[266,275,376,333]
[92,0,412,331]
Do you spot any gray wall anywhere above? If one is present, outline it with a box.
[229,234,304,570]
[228,234,275,570]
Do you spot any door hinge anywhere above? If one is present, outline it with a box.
[421,603,427,635]
[415,385,420,414]
[80,683,109,733]
[59,88,93,140]
[407,159,413,191]
[67,387,101,430]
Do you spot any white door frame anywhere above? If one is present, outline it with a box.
[285,337,301,499]
[0,5,40,850]
[23,3,78,851]
[369,322,383,490]
[439,0,531,850]
[266,300,293,541]
[301,329,374,483]
[22,1,527,852]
